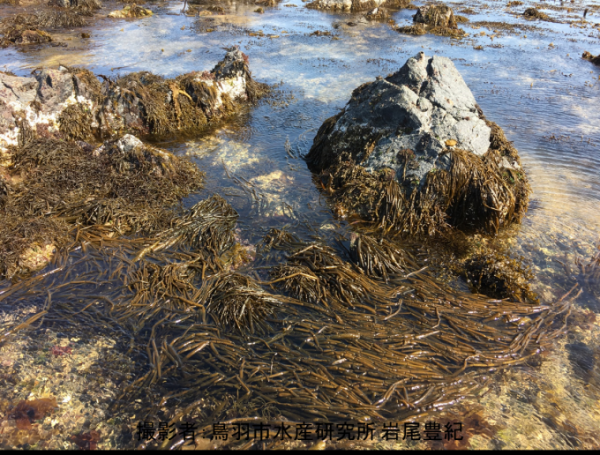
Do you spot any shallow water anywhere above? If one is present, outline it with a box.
[1,0,600,449]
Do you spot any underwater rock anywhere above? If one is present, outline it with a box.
[108,5,153,19]
[0,49,267,152]
[306,52,530,235]
[397,5,466,37]
[307,0,410,12]
[582,51,600,66]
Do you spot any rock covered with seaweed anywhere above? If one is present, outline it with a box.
[582,51,600,66]
[306,52,530,236]
[396,5,466,37]
[0,48,268,153]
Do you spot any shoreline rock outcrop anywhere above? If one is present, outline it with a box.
[306,0,410,12]
[0,48,268,156]
[306,52,529,236]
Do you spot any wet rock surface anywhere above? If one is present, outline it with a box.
[0,49,267,151]
[306,0,410,12]
[306,52,529,235]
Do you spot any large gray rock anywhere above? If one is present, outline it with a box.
[306,52,529,235]
[307,52,492,183]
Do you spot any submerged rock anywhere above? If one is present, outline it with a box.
[307,0,410,12]
[582,51,600,66]
[108,5,153,19]
[0,49,268,153]
[397,5,466,37]
[306,52,530,236]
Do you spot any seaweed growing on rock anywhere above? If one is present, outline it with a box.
[306,52,530,237]
[461,251,538,303]
[0,49,267,151]
[582,51,600,66]
[97,48,268,137]
[0,134,205,277]
[396,5,466,37]
[523,7,550,21]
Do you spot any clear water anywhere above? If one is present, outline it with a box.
[1,0,600,449]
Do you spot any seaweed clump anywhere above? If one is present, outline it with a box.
[203,273,280,335]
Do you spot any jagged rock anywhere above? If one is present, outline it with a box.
[0,49,267,153]
[306,52,529,235]
[582,51,600,66]
[307,0,410,12]
[397,5,465,37]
